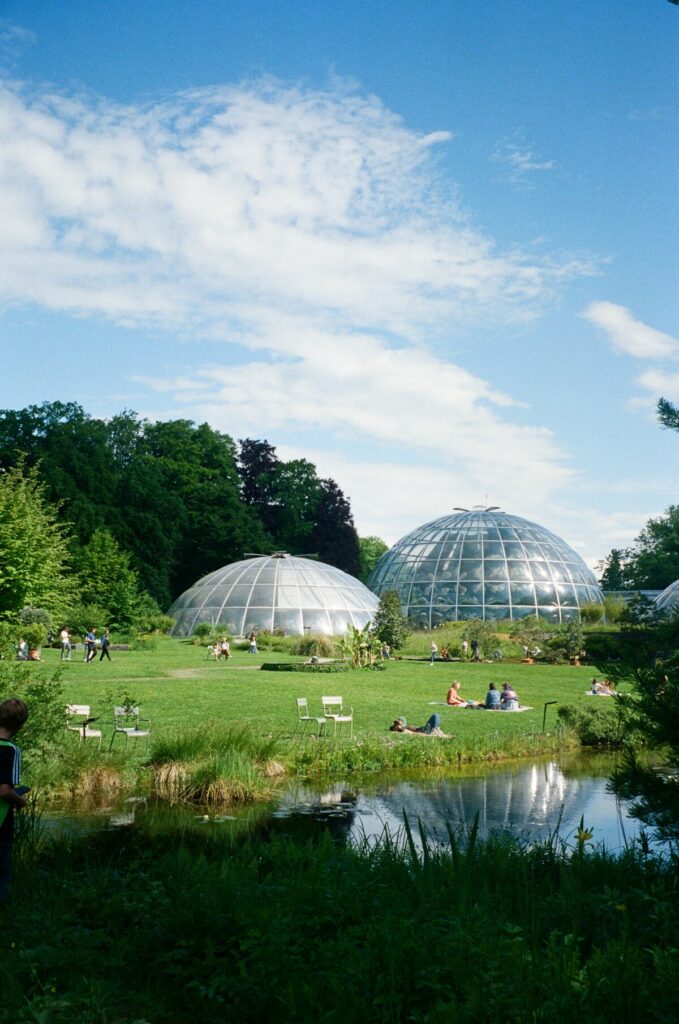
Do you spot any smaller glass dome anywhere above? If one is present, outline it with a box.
[169,553,378,637]
[656,579,679,615]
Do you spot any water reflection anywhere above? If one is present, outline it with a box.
[42,754,652,854]
[272,755,646,853]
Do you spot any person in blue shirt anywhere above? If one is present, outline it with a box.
[484,683,501,709]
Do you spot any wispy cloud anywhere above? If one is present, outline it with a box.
[0,74,598,536]
[492,132,556,182]
[582,301,679,360]
[628,107,665,122]
[634,368,679,402]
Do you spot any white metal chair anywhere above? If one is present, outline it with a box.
[109,706,151,751]
[322,696,353,739]
[295,698,327,737]
[66,704,102,748]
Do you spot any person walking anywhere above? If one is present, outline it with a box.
[84,629,97,663]
[461,639,468,660]
[59,627,71,661]
[429,640,438,665]
[99,630,112,661]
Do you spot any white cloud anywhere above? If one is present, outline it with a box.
[492,133,556,181]
[0,74,601,540]
[635,368,679,402]
[582,301,679,359]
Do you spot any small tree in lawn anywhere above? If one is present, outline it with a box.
[372,590,409,651]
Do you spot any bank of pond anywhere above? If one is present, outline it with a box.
[7,754,679,1024]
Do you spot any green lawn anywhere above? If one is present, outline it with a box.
[46,637,609,744]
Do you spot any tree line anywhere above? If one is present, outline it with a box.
[0,402,374,630]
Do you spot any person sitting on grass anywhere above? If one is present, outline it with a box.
[600,678,617,696]
[500,683,520,711]
[446,681,481,707]
[484,682,501,710]
[389,714,450,737]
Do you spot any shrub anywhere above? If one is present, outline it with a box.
[604,595,626,624]
[557,702,623,746]
[260,662,349,673]
[19,607,53,635]
[290,634,336,657]
[580,601,604,625]
[193,623,213,639]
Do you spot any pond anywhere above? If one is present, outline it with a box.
[43,752,656,854]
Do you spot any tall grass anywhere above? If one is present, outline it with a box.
[148,722,284,803]
[4,816,677,1024]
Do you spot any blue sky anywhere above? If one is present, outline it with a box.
[0,1,677,566]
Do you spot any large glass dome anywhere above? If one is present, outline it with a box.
[169,553,378,637]
[656,579,679,615]
[368,507,603,625]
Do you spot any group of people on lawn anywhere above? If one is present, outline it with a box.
[446,679,520,711]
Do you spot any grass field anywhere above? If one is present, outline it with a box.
[42,637,611,745]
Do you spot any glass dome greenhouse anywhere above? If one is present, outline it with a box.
[655,579,679,616]
[169,553,378,637]
[368,507,603,626]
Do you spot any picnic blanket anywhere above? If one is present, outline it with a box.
[585,691,616,697]
[428,702,533,712]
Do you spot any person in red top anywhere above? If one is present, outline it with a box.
[0,698,29,902]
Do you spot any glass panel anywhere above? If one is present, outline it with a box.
[458,560,482,580]
[330,611,352,634]
[485,606,511,621]
[276,586,300,609]
[485,582,510,605]
[273,609,303,633]
[503,542,525,559]
[302,609,332,633]
[548,562,568,581]
[480,526,501,541]
[498,527,518,540]
[457,582,482,605]
[483,541,504,559]
[530,561,552,581]
[248,585,275,606]
[432,604,456,622]
[484,561,508,581]
[432,582,458,604]
[254,567,277,583]
[537,608,559,624]
[458,606,482,620]
[507,561,532,581]
[243,609,274,632]
[220,584,251,605]
[462,541,482,558]
[522,543,544,559]
[535,584,558,606]
[511,606,537,619]
[510,583,536,606]
[221,609,245,634]
[556,584,577,606]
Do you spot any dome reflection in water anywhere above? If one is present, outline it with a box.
[272,755,648,854]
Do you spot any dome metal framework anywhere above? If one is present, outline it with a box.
[169,553,378,637]
[368,507,603,626]
[655,579,679,616]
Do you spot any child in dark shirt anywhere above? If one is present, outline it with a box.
[0,698,29,902]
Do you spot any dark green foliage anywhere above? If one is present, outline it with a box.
[597,601,679,840]
[0,461,75,620]
[0,661,64,766]
[557,703,623,746]
[597,547,630,590]
[260,661,349,673]
[0,405,363,609]
[358,534,389,582]
[4,826,678,1024]
[372,589,409,650]
[657,396,679,430]
[309,478,361,576]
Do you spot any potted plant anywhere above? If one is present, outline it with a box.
[24,623,47,661]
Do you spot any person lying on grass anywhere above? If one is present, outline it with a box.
[446,681,481,708]
[389,714,450,738]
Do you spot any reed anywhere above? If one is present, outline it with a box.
[4,816,677,1024]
